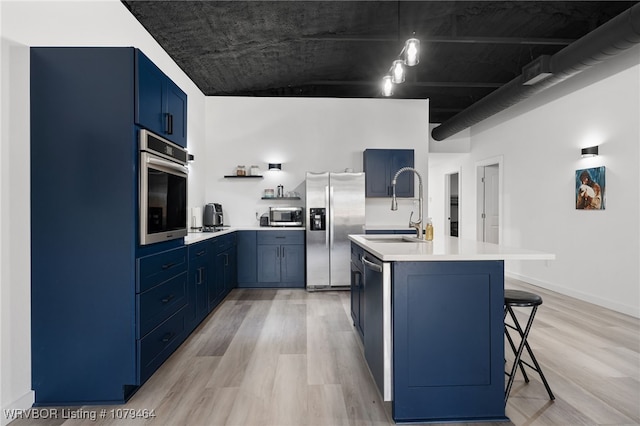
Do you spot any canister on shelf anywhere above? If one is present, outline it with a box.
[249,165,261,176]
[236,165,246,176]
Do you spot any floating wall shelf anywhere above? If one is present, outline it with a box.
[261,197,301,200]
[223,175,263,178]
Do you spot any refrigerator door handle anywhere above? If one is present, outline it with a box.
[325,185,330,248]
[329,185,335,249]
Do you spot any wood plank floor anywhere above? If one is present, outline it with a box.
[9,278,640,426]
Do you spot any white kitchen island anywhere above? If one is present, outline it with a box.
[348,234,554,424]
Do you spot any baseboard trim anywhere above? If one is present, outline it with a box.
[506,271,640,319]
[1,390,35,426]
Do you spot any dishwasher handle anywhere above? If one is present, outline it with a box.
[362,257,382,272]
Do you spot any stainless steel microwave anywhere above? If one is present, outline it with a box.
[269,206,303,227]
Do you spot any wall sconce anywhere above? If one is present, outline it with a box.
[268,163,282,171]
[382,75,394,97]
[581,146,599,157]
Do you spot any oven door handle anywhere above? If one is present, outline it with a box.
[146,156,189,175]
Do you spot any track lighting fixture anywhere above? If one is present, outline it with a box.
[382,75,394,97]
[380,35,420,97]
[391,60,406,84]
[403,38,420,66]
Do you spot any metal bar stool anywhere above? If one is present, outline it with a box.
[504,289,555,403]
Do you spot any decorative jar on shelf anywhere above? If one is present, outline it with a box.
[236,165,246,176]
[249,165,261,176]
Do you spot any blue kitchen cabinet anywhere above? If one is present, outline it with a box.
[30,47,188,405]
[256,231,305,288]
[257,245,282,283]
[350,243,365,339]
[136,247,188,383]
[135,50,187,147]
[187,241,211,331]
[363,149,414,197]
[209,233,237,309]
[237,231,258,286]
[391,260,505,422]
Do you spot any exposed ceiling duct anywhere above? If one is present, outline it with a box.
[431,2,640,141]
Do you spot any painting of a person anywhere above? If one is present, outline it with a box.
[576,168,604,210]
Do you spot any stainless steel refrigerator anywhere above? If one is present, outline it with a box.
[306,172,365,289]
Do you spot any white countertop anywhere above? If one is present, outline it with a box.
[184,227,305,245]
[348,234,555,262]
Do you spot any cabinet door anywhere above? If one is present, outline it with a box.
[363,149,414,198]
[188,243,208,328]
[135,50,187,147]
[136,51,166,137]
[390,150,415,197]
[280,244,305,286]
[166,79,187,147]
[223,247,237,293]
[237,231,257,284]
[211,251,226,305]
[257,244,280,283]
[364,149,391,197]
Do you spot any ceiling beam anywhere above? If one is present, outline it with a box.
[305,80,503,88]
[301,35,575,46]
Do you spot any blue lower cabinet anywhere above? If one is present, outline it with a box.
[187,241,210,331]
[280,245,305,284]
[391,260,506,423]
[239,230,305,288]
[135,247,188,385]
[209,233,237,309]
[138,307,187,383]
[237,231,257,285]
[257,245,281,283]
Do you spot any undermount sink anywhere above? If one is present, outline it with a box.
[364,236,427,243]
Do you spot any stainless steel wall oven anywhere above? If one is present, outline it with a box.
[139,129,188,245]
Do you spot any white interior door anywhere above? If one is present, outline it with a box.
[483,165,499,244]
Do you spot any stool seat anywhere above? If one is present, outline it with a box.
[505,289,542,307]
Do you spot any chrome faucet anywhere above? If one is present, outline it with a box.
[391,167,424,239]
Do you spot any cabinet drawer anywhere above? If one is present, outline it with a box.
[138,272,187,337]
[211,233,236,253]
[138,307,186,383]
[257,230,304,245]
[188,241,209,260]
[137,247,187,293]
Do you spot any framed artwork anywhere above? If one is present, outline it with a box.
[576,166,605,210]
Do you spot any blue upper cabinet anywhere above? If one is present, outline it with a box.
[135,50,187,147]
[363,149,415,197]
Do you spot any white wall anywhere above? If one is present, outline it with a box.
[429,44,640,318]
[0,1,206,422]
[203,97,430,229]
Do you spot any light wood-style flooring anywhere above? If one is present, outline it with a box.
[9,278,640,426]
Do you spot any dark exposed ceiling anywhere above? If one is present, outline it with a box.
[122,1,638,124]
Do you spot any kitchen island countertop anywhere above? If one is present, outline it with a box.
[348,234,555,262]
